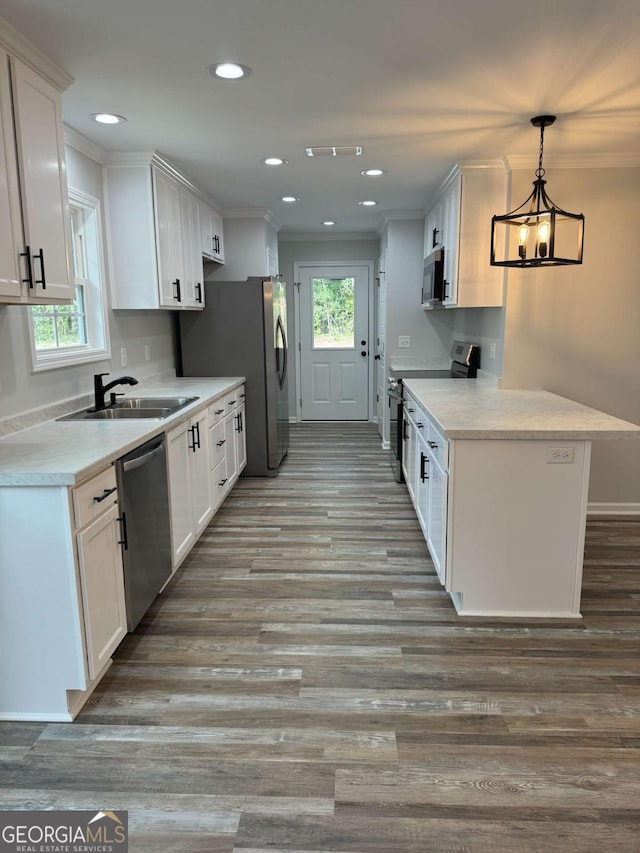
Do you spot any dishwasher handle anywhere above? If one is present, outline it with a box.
[121,438,165,473]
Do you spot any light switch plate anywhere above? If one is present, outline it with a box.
[398,336,411,348]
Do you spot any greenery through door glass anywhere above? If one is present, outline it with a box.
[312,277,355,348]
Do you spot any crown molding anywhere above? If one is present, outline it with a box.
[505,152,640,170]
[0,17,73,92]
[63,125,106,165]
[223,208,281,230]
[279,230,378,242]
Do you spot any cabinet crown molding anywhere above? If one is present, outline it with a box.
[0,16,73,91]
[224,208,282,231]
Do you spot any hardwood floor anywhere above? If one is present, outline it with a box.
[2,422,640,852]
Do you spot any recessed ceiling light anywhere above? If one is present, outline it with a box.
[263,157,287,166]
[323,220,336,226]
[281,196,299,203]
[359,200,377,206]
[208,62,252,80]
[89,113,127,125]
[361,168,386,176]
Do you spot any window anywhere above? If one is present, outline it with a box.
[312,277,355,349]
[29,188,110,371]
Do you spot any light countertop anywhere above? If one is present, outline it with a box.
[0,377,244,486]
[403,380,640,440]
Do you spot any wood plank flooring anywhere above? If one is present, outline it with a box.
[2,422,640,852]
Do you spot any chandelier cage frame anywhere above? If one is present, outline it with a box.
[490,115,585,268]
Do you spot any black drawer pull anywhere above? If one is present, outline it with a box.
[216,439,226,446]
[214,409,224,415]
[93,486,117,503]
[428,440,438,449]
[218,478,228,487]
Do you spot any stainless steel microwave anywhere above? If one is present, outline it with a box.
[422,248,445,306]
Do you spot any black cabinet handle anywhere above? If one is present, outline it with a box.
[408,408,415,413]
[239,411,243,433]
[218,477,228,487]
[228,400,236,407]
[432,227,439,249]
[420,453,429,482]
[215,408,224,415]
[93,486,117,503]
[216,439,226,447]
[20,245,34,289]
[417,422,424,429]
[195,282,202,304]
[428,440,438,449]
[117,513,128,550]
[194,422,201,450]
[188,425,196,451]
[34,248,46,290]
[173,278,181,301]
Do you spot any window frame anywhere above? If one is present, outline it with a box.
[28,187,111,372]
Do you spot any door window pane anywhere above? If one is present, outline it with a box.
[312,277,355,349]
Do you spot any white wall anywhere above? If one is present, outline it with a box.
[0,143,175,421]
[452,307,504,376]
[502,165,640,505]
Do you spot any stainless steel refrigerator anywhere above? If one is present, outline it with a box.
[177,276,289,476]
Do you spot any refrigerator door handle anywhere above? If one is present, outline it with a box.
[276,314,287,388]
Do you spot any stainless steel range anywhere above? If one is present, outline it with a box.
[386,340,480,482]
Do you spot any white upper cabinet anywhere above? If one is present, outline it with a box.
[200,200,225,263]
[424,162,508,309]
[105,151,222,310]
[0,36,73,305]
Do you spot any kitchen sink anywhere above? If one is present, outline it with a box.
[57,396,199,421]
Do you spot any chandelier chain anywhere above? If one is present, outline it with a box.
[536,125,546,179]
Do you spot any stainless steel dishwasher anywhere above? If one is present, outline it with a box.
[115,434,172,630]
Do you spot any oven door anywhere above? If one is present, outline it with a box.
[387,388,404,482]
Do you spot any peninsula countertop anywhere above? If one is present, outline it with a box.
[402,380,640,441]
[0,377,244,486]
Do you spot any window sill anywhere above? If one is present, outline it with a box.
[31,345,111,373]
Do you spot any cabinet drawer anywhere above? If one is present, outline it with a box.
[224,388,240,414]
[426,421,448,469]
[209,419,227,467]
[72,466,118,530]
[208,397,226,424]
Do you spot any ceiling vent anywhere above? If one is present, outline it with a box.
[305,146,363,157]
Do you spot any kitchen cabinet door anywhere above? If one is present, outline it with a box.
[235,404,247,474]
[224,410,239,491]
[210,207,224,262]
[190,408,212,535]
[426,454,448,584]
[167,411,212,569]
[181,189,204,308]
[415,431,430,537]
[167,419,195,566]
[0,51,72,304]
[153,167,184,308]
[76,502,127,680]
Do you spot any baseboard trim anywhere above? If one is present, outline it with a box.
[587,502,640,516]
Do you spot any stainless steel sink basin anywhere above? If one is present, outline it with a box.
[114,396,197,410]
[57,396,199,421]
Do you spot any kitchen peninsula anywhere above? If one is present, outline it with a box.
[402,379,640,618]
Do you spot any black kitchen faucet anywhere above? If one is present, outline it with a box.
[89,372,139,411]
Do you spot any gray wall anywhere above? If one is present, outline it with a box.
[208,217,268,281]
[278,235,380,419]
[502,166,640,504]
[452,307,504,376]
[0,143,175,420]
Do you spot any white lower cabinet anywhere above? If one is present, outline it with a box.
[235,403,247,473]
[0,465,127,720]
[76,502,127,680]
[167,408,212,570]
[404,390,450,586]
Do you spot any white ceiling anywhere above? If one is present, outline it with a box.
[1,0,638,233]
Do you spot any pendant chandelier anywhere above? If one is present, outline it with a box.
[490,115,584,267]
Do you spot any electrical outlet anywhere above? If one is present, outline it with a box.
[489,342,497,359]
[546,447,575,464]
[120,347,127,367]
[144,344,151,362]
[398,336,411,349]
